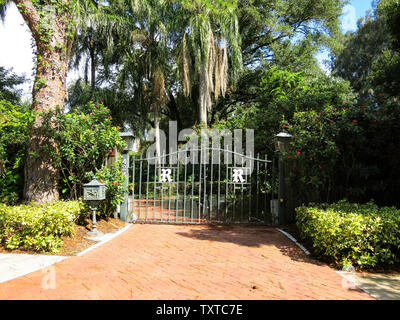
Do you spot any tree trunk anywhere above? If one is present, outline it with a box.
[167,90,183,132]
[15,0,71,203]
[199,63,209,124]
[90,37,96,93]
[154,105,161,165]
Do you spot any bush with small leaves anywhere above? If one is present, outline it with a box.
[0,200,90,253]
[296,200,400,269]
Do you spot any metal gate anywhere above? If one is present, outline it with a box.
[126,148,274,224]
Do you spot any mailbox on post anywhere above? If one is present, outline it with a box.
[83,178,106,237]
[83,178,106,201]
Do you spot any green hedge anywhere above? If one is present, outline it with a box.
[0,200,90,253]
[296,200,400,269]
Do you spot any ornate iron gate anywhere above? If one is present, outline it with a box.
[126,148,274,224]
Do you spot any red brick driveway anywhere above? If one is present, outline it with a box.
[0,224,373,300]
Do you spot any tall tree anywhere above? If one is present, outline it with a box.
[238,0,344,66]
[0,0,97,203]
[333,0,400,102]
[176,0,242,124]
[69,0,110,95]
[332,12,390,103]
[97,0,171,162]
[378,0,400,52]
[209,0,346,123]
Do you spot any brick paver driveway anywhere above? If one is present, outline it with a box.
[0,224,373,299]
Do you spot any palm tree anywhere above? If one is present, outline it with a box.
[102,0,170,164]
[69,24,101,93]
[69,0,127,95]
[176,0,243,124]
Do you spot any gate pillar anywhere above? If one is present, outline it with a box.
[275,131,293,225]
[278,157,287,225]
[120,152,130,221]
[118,131,135,222]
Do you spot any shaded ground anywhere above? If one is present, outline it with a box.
[130,197,270,224]
[0,224,372,300]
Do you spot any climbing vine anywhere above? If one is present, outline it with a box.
[2,0,83,202]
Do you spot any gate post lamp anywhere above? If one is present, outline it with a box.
[118,131,135,222]
[119,131,136,152]
[275,131,293,225]
[83,178,106,237]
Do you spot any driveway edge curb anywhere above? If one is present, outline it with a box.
[276,228,310,255]
[77,223,132,256]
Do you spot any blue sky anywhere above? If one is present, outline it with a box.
[0,1,375,99]
[315,0,374,72]
[341,0,375,32]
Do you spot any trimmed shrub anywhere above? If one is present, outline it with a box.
[296,200,400,269]
[0,200,90,253]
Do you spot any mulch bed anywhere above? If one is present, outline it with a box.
[0,217,128,257]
